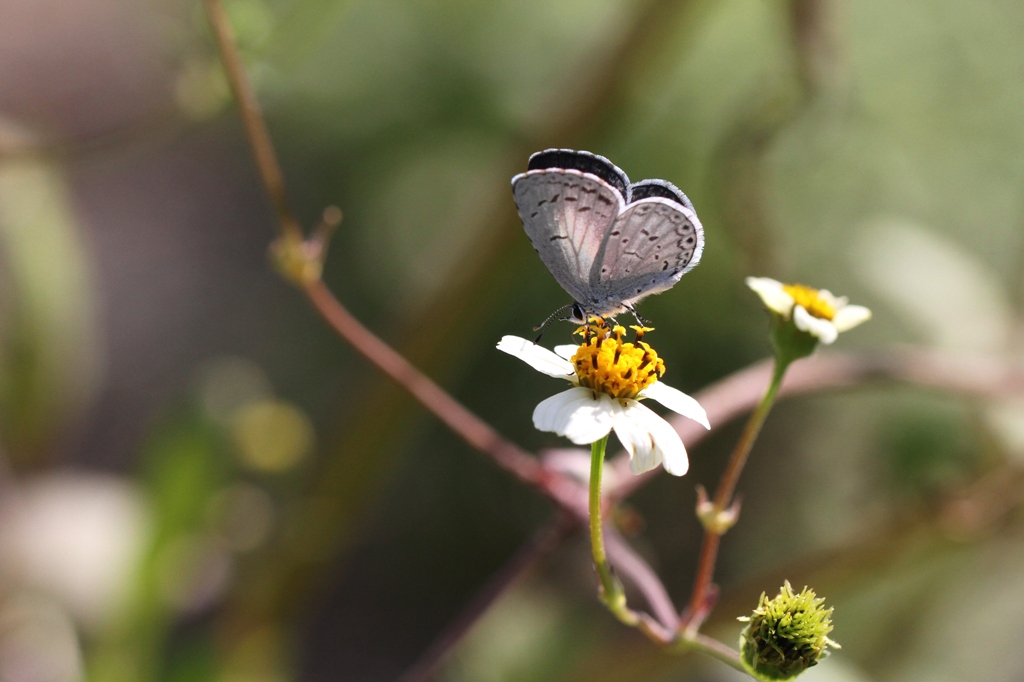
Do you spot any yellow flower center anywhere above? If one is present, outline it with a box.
[571,321,665,401]
[783,284,835,320]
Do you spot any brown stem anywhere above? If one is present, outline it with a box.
[608,348,1024,501]
[683,531,721,628]
[202,0,547,492]
[301,279,544,488]
[201,0,302,243]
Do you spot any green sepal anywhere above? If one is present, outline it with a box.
[769,315,818,366]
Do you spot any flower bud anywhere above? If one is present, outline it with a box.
[738,581,839,681]
[695,485,740,534]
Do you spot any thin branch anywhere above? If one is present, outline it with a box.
[202,0,303,243]
[678,632,747,674]
[710,358,785,512]
[604,526,680,632]
[202,0,548,492]
[608,348,1024,500]
[683,358,786,629]
[302,279,544,488]
[397,517,573,682]
[682,531,721,628]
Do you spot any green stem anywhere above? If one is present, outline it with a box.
[713,356,790,511]
[677,632,750,676]
[589,435,637,626]
[684,356,792,629]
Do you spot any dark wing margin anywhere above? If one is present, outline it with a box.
[528,149,631,204]
[630,178,694,212]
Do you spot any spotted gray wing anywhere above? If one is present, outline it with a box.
[588,196,704,306]
[512,169,624,304]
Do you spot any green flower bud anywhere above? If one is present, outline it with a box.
[738,581,840,681]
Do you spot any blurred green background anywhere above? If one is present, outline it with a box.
[1,0,1024,680]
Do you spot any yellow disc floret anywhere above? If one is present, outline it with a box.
[571,320,666,401]
[782,284,835,320]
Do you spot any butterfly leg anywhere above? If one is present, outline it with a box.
[624,303,650,328]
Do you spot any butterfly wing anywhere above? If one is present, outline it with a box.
[512,169,624,304]
[588,182,703,307]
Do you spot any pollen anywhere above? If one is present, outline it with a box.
[571,320,665,401]
[783,283,835,320]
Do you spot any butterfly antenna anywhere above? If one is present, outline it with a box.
[533,304,572,343]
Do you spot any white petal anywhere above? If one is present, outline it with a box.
[533,387,616,445]
[832,304,872,332]
[640,382,710,429]
[745,277,795,316]
[534,388,590,435]
[621,401,689,476]
[497,336,575,378]
[612,407,661,475]
[793,305,838,344]
[553,344,578,361]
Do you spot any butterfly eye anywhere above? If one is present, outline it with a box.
[570,303,586,323]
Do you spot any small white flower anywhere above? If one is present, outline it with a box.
[497,326,708,476]
[746,277,871,344]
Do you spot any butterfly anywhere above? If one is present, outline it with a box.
[512,149,704,327]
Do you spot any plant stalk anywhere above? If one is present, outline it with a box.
[589,435,637,626]
[684,356,791,630]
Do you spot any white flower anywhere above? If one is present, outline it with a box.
[497,329,708,476]
[746,277,871,345]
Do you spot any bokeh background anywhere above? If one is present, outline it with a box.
[2,0,1024,680]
